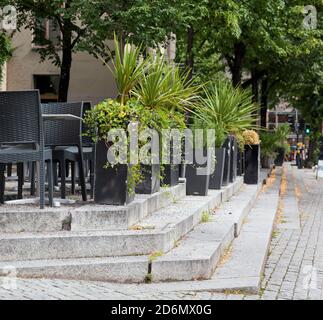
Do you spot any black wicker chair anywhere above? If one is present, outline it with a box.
[0,90,53,208]
[41,101,94,201]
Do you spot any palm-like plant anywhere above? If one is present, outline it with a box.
[99,35,146,105]
[132,54,201,129]
[193,79,259,143]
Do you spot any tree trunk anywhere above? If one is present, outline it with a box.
[251,70,259,103]
[185,25,194,81]
[307,126,320,165]
[58,46,72,102]
[185,25,194,124]
[260,76,269,128]
[231,42,246,87]
[58,14,73,102]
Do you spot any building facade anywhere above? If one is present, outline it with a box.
[3,26,118,105]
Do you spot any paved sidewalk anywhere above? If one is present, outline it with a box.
[0,166,322,300]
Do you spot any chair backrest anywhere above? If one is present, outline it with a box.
[42,102,83,147]
[0,90,43,147]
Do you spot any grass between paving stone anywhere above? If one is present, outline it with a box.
[275,167,286,226]
[271,230,279,239]
[201,211,212,223]
[145,273,153,283]
[218,244,233,267]
[149,251,163,262]
[129,224,156,230]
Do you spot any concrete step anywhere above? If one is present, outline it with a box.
[150,176,266,282]
[0,178,243,262]
[209,167,282,293]
[0,183,186,233]
[106,167,281,290]
[151,221,234,282]
[0,176,253,283]
[0,255,149,283]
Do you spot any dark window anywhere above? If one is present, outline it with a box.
[34,18,61,47]
[34,75,59,103]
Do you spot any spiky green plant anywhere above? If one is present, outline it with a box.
[99,35,146,105]
[193,79,259,138]
[132,54,201,129]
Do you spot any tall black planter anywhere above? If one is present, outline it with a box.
[237,147,243,176]
[135,164,160,194]
[244,145,260,185]
[209,148,225,190]
[161,143,180,187]
[274,147,285,166]
[222,137,232,186]
[185,149,212,196]
[230,136,238,182]
[162,165,180,187]
[94,140,135,205]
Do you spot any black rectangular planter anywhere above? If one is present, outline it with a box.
[237,147,243,176]
[94,140,135,205]
[244,145,260,185]
[161,143,180,187]
[162,164,180,187]
[274,147,285,166]
[185,149,212,196]
[261,155,274,169]
[222,137,232,186]
[135,164,161,194]
[230,136,238,183]
[209,148,225,190]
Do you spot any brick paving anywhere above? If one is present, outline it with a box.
[0,166,322,300]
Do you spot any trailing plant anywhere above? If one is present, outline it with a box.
[83,98,152,194]
[0,33,11,85]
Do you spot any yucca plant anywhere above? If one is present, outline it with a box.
[99,35,146,105]
[132,54,200,129]
[193,79,259,138]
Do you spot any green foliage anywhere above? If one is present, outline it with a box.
[132,55,200,130]
[100,36,146,105]
[192,78,259,147]
[12,0,94,66]
[260,124,291,158]
[0,33,11,84]
[84,98,152,141]
[201,211,212,223]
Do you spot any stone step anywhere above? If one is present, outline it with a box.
[0,178,243,262]
[0,177,252,283]
[0,183,186,233]
[209,167,282,293]
[0,255,149,283]
[150,176,266,282]
[151,221,234,282]
[104,167,280,290]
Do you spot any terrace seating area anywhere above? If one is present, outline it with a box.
[0,90,94,208]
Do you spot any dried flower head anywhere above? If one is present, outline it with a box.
[242,130,260,145]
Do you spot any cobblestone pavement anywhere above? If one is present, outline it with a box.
[0,167,322,300]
